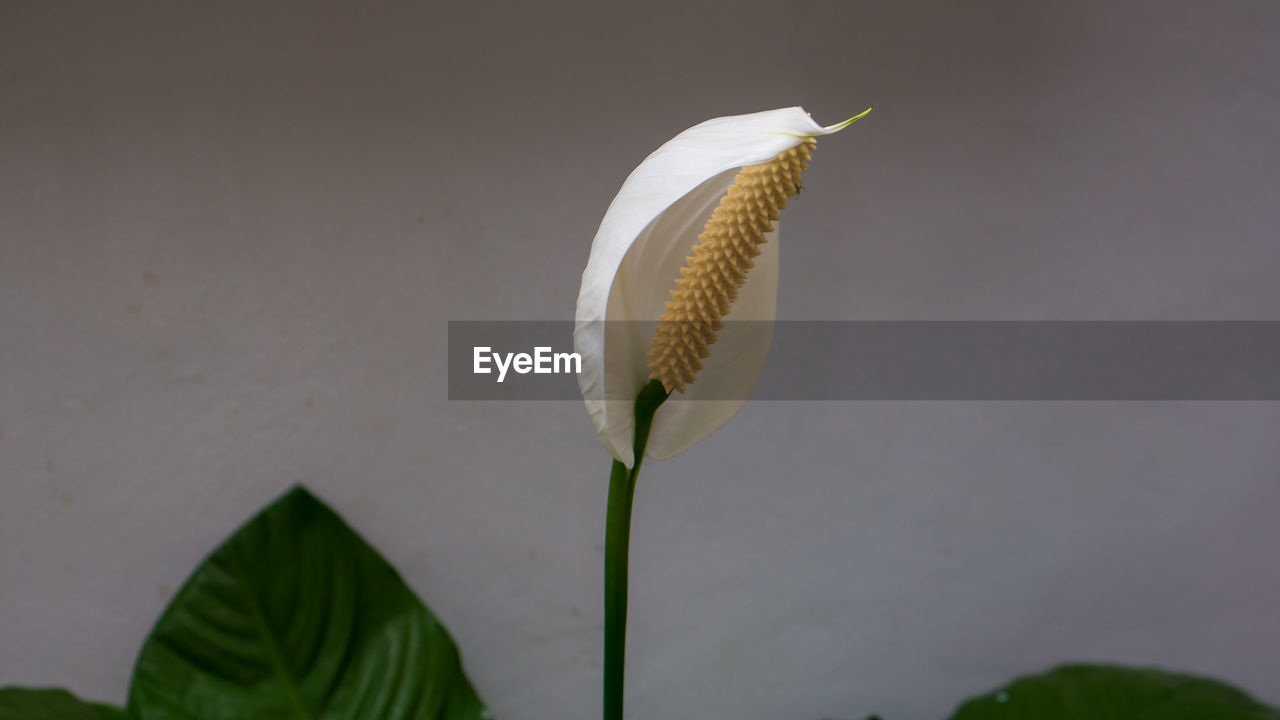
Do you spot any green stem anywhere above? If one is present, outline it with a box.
[603,379,669,720]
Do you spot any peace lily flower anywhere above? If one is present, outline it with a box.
[574,106,870,467]
[575,105,869,720]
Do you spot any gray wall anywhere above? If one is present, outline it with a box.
[2,2,1278,718]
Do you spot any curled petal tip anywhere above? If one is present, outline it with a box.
[824,106,873,133]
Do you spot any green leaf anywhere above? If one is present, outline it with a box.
[127,486,490,720]
[0,687,127,720]
[949,664,1280,719]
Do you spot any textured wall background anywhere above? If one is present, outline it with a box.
[2,2,1279,718]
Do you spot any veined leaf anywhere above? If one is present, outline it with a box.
[127,486,489,720]
[0,687,127,720]
[949,664,1280,719]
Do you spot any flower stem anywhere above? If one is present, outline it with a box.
[604,379,669,720]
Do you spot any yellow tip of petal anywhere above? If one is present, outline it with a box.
[825,106,873,133]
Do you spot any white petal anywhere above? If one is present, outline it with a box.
[575,107,863,466]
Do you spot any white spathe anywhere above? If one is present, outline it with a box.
[574,107,864,468]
